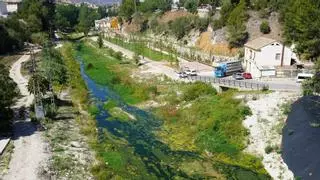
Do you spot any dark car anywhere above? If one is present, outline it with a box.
[242,72,252,79]
[232,73,244,80]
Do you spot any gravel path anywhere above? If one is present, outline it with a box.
[242,92,298,180]
[2,54,49,180]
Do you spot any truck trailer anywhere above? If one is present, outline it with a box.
[212,60,243,78]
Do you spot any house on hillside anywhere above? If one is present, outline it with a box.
[95,17,120,32]
[243,37,299,78]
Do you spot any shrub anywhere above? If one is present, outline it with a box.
[45,104,57,119]
[211,19,224,30]
[103,100,117,110]
[262,85,269,91]
[114,51,123,60]
[264,145,273,154]
[260,21,271,34]
[31,32,49,46]
[184,0,198,13]
[281,102,292,115]
[182,82,217,101]
[86,63,94,70]
[240,106,252,116]
[88,104,99,116]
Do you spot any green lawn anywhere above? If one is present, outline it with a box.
[77,42,156,104]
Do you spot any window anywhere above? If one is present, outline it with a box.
[275,53,281,60]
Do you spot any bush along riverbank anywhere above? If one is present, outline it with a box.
[70,40,271,179]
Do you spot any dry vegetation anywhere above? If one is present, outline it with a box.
[196,32,238,56]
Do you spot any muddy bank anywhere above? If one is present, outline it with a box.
[282,96,320,179]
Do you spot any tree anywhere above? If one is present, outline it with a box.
[98,34,103,48]
[41,43,68,85]
[55,4,80,32]
[119,0,135,20]
[77,4,91,35]
[284,0,320,60]
[27,73,50,95]
[18,0,55,35]
[184,0,198,13]
[0,64,18,132]
[260,21,271,34]
[98,6,107,18]
[303,59,320,95]
[133,53,140,65]
[227,0,248,47]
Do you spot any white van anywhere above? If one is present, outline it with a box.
[296,73,313,83]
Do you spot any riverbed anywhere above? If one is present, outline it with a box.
[282,95,320,180]
[75,45,271,179]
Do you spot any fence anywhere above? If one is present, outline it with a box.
[186,76,269,90]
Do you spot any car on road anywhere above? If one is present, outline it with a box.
[184,69,197,76]
[190,70,197,76]
[232,73,244,80]
[242,72,252,79]
[177,71,188,78]
[296,73,313,83]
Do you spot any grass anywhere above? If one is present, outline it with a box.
[77,41,157,105]
[0,141,14,174]
[105,36,177,62]
[153,84,267,175]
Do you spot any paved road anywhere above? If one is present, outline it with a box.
[93,37,301,92]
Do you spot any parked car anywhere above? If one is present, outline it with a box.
[232,73,244,80]
[184,69,191,75]
[296,73,313,83]
[184,69,197,76]
[190,70,197,76]
[242,72,252,79]
[177,71,188,78]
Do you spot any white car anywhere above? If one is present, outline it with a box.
[184,69,197,76]
[296,73,313,83]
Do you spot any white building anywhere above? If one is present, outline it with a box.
[244,37,299,78]
[95,17,120,32]
[2,0,21,13]
[95,18,109,31]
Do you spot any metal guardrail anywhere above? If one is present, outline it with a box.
[186,76,269,90]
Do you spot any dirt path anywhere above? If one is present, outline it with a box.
[2,55,49,180]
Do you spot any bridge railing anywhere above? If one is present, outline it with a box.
[186,76,269,90]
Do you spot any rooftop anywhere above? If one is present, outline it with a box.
[245,37,278,50]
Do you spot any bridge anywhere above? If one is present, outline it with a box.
[187,75,269,91]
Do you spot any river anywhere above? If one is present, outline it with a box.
[282,95,320,180]
[76,51,271,179]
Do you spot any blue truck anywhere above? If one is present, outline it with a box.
[212,60,243,78]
